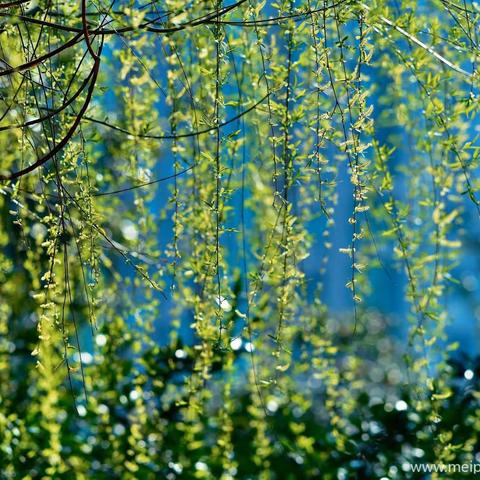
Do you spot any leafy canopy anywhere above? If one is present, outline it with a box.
[0,0,479,478]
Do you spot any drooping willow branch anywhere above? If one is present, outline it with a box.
[0,3,103,181]
[1,0,474,184]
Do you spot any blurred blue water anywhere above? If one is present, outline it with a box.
[91,7,480,357]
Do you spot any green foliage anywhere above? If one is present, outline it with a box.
[0,0,480,478]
